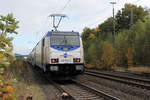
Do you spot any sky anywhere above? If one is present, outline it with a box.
[0,0,149,55]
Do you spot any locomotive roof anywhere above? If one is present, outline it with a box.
[45,31,80,37]
[29,30,80,54]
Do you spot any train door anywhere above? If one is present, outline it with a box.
[41,38,45,65]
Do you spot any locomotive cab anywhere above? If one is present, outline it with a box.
[28,14,84,80]
[28,31,84,80]
[46,31,84,77]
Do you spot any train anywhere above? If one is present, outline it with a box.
[28,30,85,79]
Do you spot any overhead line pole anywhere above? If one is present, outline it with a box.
[130,8,133,27]
[110,1,116,46]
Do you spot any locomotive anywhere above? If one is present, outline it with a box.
[28,30,84,77]
[28,14,84,79]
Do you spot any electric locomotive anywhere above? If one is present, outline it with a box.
[28,30,84,79]
[28,14,84,79]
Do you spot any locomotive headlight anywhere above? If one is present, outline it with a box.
[76,65,83,70]
[50,66,58,71]
[73,58,80,63]
[51,59,59,63]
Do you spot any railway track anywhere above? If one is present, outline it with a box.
[51,80,120,100]
[50,80,76,100]
[85,70,150,90]
[71,80,120,100]
[44,76,120,100]
[28,63,120,100]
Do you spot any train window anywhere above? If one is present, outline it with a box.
[42,38,45,46]
[50,33,80,46]
[51,32,79,36]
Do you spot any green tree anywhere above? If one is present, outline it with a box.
[82,3,150,69]
[143,19,150,64]
[114,30,128,66]
[98,17,115,40]
[101,41,114,69]
[116,3,148,30]
[0,13,19,67]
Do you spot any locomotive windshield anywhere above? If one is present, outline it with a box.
[50,32,80,46]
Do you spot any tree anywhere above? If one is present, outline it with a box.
[0,13,19,67]
[114,30,128,66]
[98,17,115,40]
[116,3,148,30]
[82,3,150,69]
[101,41,114,69]
[82,27,92,41]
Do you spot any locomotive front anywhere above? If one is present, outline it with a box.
[47,31,84,76]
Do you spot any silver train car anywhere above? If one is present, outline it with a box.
[28,30,84,78]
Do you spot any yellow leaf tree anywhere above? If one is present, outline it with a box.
[88,33,95,39]
[126,46,134,67]
[0,13,19,67]
[101,42,114,69]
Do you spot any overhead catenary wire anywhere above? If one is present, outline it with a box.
[133,0,142,4]
[46,0,71,31]
[87,0,143,28]
[86,1,116,28]
[118,0,143,7]
[60,0,71,13]
[87,17,105,28]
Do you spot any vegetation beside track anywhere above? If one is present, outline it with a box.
[0,14,44,100]
[4,58,44,100]
[0,13,19,100]
[128,66,150,73]
[82,3,150,72]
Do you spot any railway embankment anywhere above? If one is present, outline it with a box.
[86,64,150,78]
[79,68,150,100]
[2,59,150,100]
[6,59,77,100]
[3,58,44,100]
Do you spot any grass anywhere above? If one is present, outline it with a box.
[86,64,95,68]
[5,58,44,100]
[86,63,150,74]
[11,81,43,100]
[128,66,150,73]
[111,65,150,73]
[112,66,126,72]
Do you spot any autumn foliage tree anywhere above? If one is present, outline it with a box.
[0,13,19,67]
[101,42,114,69]
[0,13,19,100]
[82,3,150,69]
[116,3,148,30]
[126,47,134,67]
